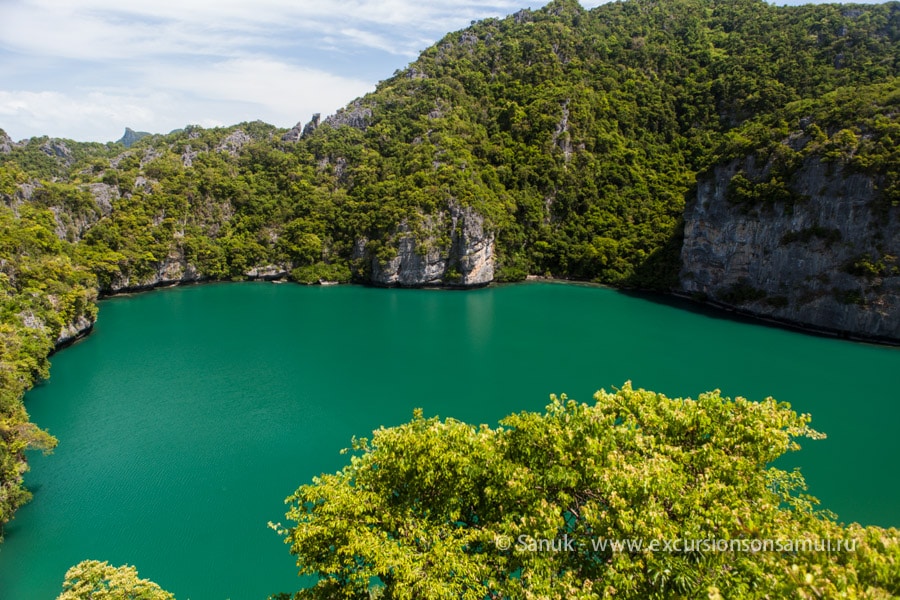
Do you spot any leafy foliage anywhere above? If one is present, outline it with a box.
[276,383,900,599]
[0,199,96,537]
[57,560,174,600]
[715,79,900,211]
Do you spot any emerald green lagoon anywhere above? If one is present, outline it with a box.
[1,282,897,599]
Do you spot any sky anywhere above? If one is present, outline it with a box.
[0,0,886,143]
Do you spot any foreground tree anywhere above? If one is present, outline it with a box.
[57,560,174,600]
[275,383,900,599]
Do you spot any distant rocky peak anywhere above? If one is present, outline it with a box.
[117,127,151,148]
[281,114,319,142]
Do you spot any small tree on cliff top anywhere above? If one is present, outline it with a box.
[274,383,900,599]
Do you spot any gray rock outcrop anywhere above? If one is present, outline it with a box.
[0,130,14,154]
[302,114,320,137]
[680,156,900,341]
[56,314,95,347]
[8,182,36,206]
[244,265,288,280]
[281,121,304,142]
[283,99,372,143]
[106,250,205,293]
[88,183,117,216]
[281,114,321,142]
[323,100,373,131]
[217,130,251,155]
[369,203,494,287]
[40,139,75,167]
[182,144,198,167]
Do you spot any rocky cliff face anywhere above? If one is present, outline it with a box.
[680,156,900,342]
[55,182,118,242]
[0,130,14,154]
[105,249,206,293]
[367,203,494,287]
[56,314,95,348]
[282,100,373,142]
[323,100,373,131]
[103,252,289,294]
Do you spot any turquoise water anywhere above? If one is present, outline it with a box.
[1,282,897,599]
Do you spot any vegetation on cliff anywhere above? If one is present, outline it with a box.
[0,191,97,535]
[718,79,900,213]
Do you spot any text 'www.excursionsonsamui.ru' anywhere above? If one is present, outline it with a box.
[494,535,858,554]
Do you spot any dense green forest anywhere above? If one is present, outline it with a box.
[0,0,899,593]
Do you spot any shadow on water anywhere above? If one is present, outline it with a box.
[620,212,898,348]
[617,288,900,348]
[617,288,785,327]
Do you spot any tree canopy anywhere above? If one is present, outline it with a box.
[274,383,900,599]
[56,560,174,600]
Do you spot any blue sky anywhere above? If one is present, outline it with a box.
[0,0,885,142]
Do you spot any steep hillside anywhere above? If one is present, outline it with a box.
[5,0,897,295]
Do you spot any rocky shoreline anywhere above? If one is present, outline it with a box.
[669,291,900,348]
[55,273,900,356]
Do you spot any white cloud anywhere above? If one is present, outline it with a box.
[338,28,419,57]
[0,57,373,142]
[142,57,375,129]
[0,91,162,142]
[0,0,532,61]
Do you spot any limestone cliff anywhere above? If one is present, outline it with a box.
[680,156,900,342]
[56,314,95,348]
[323,100,373,131]
[366,203,494,287]
[0,129,14,154]
[103,252,288,294]
[105,249,206,293]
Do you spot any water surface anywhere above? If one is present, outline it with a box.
[1,282,897,599]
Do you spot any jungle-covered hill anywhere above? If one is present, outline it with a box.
[1,0,899,534]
